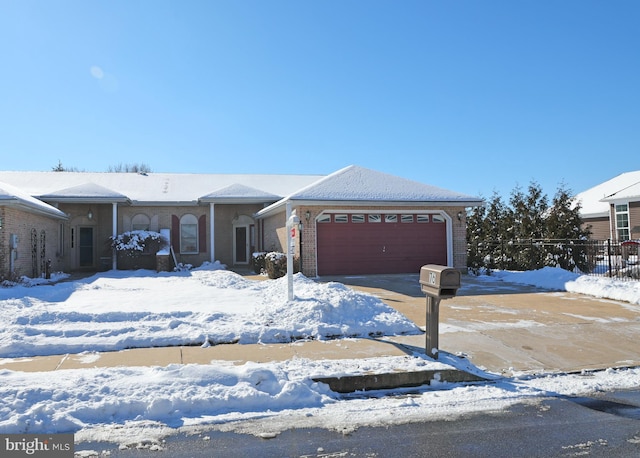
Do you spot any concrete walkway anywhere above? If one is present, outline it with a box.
[1,273,639,382]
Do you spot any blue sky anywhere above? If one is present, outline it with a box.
[1,1,638,200]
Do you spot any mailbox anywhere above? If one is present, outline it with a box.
[419,264,461,360]
[419,264,461,299]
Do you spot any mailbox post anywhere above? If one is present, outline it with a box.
[419,264,461,360]
[285,205,300,301]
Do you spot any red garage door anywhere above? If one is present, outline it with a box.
[316,213,447,275]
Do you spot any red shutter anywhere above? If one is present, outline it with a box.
[198,215,207,253]
[171,215,179,252]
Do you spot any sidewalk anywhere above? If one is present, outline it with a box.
[1,274,639,390]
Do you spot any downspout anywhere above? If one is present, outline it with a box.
[609,204,615,242]
[210,203,215,263]
[112,203,118,270]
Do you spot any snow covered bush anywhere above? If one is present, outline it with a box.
[110,230,164,253]
[265,252,286,279]
[110,230,165,270]
[263,252,300,279]
[252,252,267,274]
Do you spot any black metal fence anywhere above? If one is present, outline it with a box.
[468,239,640,281]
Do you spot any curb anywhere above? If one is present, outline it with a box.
[313,369,489,393]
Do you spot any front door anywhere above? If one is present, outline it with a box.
[234,226,248,264]
[79,227,94,268]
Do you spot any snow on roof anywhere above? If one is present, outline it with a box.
[0,180,68,219]
[576,170,640,218]
[39,182,130,202]
[0,171,323,204]
[0,167,482,213]
[601,181,640,203]
[289,165,482,201]
[200,183,281,203]
[257,165,483,216]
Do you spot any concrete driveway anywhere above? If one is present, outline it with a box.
[318,273,640,375]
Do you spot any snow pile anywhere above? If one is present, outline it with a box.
[0,362,334,434]
[2,359,639,444]
[565,275,640,305]
[0,269,420,358]
[491,266,581,290]
[484,266,640,305]
[0,271,70,288]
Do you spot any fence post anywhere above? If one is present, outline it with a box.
[607,239,612,278]
[530,239,534,270]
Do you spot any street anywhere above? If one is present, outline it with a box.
[75,388,640,457]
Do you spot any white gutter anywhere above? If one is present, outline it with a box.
[256,198,484,219]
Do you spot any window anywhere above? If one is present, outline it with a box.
[432,215,445,223]
[417,215,430,223]
[132,213,150,231]
[615,204,630,241]
[180,214,198,253]
[385,214,397,223]
[368,214,381,223]
[318,214,331,223]
[351,214,365,223]
[335,214,348,223]
[401,214,414,223]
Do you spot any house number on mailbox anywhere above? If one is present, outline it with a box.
[428,272,437,285]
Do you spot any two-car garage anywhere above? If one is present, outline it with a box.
[254,165,482,277]
[316,211,449,275]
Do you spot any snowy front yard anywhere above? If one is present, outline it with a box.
[0,264,420,358]
[0,265,639,449]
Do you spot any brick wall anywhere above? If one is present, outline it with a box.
[0,206,65,280]
[261,212,287,254]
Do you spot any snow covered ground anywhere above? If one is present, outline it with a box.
[0,264,639,450]
[0,263,420,358]
[492,266,640,305]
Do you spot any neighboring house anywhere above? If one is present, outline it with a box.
[576,170,640,241]
[0,165,482,279]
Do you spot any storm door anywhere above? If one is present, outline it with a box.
[234,226,248,264]
[79,227,94,267]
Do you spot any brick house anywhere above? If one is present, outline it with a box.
[0,166,482,279]
[576,170,640,241]
[0,181,68,280]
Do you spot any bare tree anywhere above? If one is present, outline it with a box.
[107,163,152,173]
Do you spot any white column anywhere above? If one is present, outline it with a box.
[210,203,215,263]
[112,203,118,270]
[286,201,293,301]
